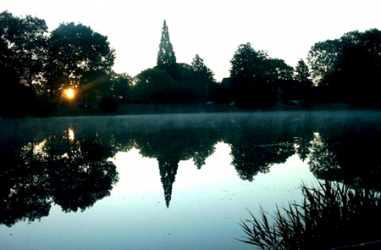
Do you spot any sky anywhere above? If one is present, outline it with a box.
[3,0,381,81]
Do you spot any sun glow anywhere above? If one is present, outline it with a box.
[65,88,75,99]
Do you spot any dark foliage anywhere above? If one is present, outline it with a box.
[239,182,381,250]
[99,94,119,113]
[157,20,181,82]
[308,29,381,105]
[229,43,294,108]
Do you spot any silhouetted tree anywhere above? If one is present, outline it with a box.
[0,11,48,92]
[264,58,294,82]
[131,68,196,103]
[191,54,216,101]
[112,72,132,102]
[156,20,181,82]
[307,39,341,86]
[230,43,268,82]
[178,63,197,85]
[0,11,48,117]
[230,43,294,107]
[307,29,381,104]
[294,59,312,87]
[230,43,267,107]
[99,93,119,113]
[47,22,115,102]
[0,69,34,117]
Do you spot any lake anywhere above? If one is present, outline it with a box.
[1,111,381,250]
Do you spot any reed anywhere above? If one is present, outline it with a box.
[238,181,381,249]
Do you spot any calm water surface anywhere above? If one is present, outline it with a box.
[1,111,380,250]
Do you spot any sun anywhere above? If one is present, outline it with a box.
[65,88,75,99]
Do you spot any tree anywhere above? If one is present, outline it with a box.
[156,20,181,82]
[131,68,184,103]
[47,22,115,100]
[264,58,294,82]
[307,39,341,86]
[229,43,294,85]
[229,43,266,106]
[294,59,312,87]
[229,43,294,107]
[307,29,381,104]
[112,72,132,101]
[0,74,34,117]
[230,43,268,83]
[0,11,48,92]
[0,11,46,116]
[191,54,215,83]
[178,63,197,85]
[191,54,216,101]
[336,29,381,104]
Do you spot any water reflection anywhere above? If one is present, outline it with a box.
[1,112,381,227]
[0,126,119,227]
[67,128,75,141]
[134,126,217,207]
[308,127,381,190]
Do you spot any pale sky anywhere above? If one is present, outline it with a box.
[3,0,381,81]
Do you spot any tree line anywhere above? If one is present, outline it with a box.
[0,11,122,117]
[1,11,381,117]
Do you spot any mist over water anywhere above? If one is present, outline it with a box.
[1,111,381,250]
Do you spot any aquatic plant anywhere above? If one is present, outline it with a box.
[238,181,381,249]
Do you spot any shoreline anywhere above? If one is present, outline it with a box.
[3,102,381,119]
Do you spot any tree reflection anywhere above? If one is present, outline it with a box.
[2,112,381,226]
[0,128,118,227]
[47,137,118,212]
[135,125,217,207]
[158,154,180,207]
[295,137,311,162]
[225,115,298,182]
[0,142,51,227]
[308,132,342,180]
[230,142,295,181]
[309,128,381,190]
